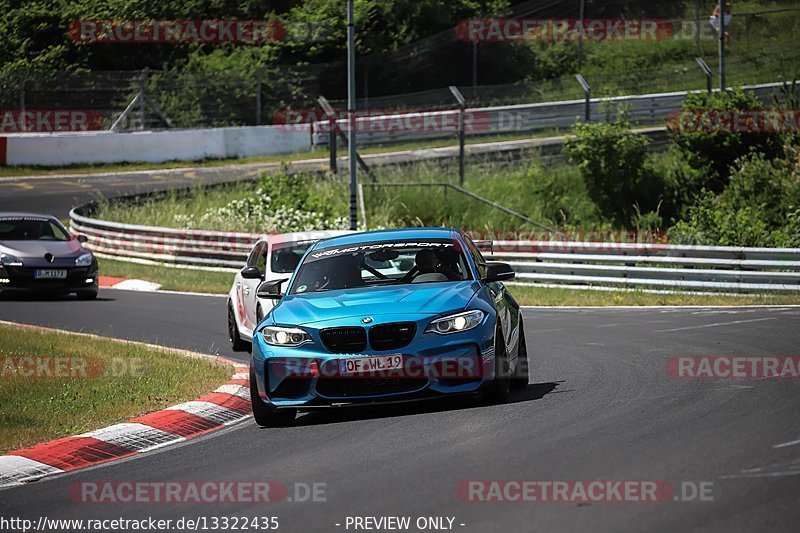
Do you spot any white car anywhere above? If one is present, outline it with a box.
[227,231,352,352]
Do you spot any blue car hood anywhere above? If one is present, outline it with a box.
[272,281,480,326]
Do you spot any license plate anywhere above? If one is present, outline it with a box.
[339,354,404,374]
[34,269,67,280]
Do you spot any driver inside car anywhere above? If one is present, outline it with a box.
[413,248,450,284]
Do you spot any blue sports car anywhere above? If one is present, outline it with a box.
[248,228,529,426]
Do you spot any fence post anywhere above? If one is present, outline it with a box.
[696,57,713,92]
[578,0,586,67]
[472,41,479,87]
[255,69,263,125]
[695,0,702,54]
[449,86,467,186]
[575,74,590,122]
[329,112,338,174]
[138,68,149,130]
[18,72,27,132]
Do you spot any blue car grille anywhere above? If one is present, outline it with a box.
[320,327,367,354]
[369,322,416,351]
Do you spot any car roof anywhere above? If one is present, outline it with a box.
[259,230,353,245]
[0,212,58,220]
[310,228,459,250]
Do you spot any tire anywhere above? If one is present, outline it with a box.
[487,326,511,403]
[76,290,98,300]
[250,365,297,427]
[256,305,264,325]
[228,303,251,353]
[511,319,530,390]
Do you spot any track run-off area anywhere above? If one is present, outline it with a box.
[1,156,799,531]
[1,290,798,531]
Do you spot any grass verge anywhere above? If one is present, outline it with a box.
[99,257,234,295]
[0,132,555,179]
[98,256,800,306]
[511,285,800,307]
[0,323,232,454]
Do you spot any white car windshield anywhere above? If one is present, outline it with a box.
[271,240,319,273]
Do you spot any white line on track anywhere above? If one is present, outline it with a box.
[773,439,800,449]
[654,317,776,333]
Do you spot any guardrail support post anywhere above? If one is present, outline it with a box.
[18,72,27,132]
[575,74,591,123]
[255,69,263,125]
[138,68,148,130]
[696,57,713,92]
[449,86,467,186]
[329,113,338,174]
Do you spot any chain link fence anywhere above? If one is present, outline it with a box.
[1,6,796,133]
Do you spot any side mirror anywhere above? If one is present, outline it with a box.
[257,278,289,300]
[77,235,88,244]
[241,266,263,280]
[483,262,516,283]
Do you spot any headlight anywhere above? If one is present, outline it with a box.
[425,310,485,335]
[75,253,94,267]
[0,252,23,267]
[261,326,312,347]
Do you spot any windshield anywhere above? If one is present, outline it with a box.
[290,239,472,295]
[0,217,70,242]
[270,240,318,274]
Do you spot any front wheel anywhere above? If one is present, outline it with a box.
[511,320,530,390]
[250,365,297,427]
[486,327,511,403]
[76,290,98,300]
[228,303,251,353]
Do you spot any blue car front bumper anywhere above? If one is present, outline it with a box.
[251,314,498,409]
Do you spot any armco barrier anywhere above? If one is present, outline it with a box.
[311,81,786,147]
[70,207,800,292]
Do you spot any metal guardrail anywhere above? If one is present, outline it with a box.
[312,81,786,148]
[70,206,800,292]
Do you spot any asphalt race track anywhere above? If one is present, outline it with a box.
[2,169,800,531]
[1,291,799,532]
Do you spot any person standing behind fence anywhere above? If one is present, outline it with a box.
[710,1,733,42]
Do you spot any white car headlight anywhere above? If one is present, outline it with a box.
[75,253,94,267]
[0,252,23,267]
[261,326,312,347]
[426,310,485,335]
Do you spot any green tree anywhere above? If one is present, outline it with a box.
[564,117,662,226]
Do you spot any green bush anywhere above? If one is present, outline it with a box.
[564,118,663,226]
[670,88,785,190]
[669,149,800,246]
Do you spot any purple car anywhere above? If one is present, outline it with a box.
[0,213,99,299]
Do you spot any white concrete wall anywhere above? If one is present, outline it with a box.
[1,125,311,166]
